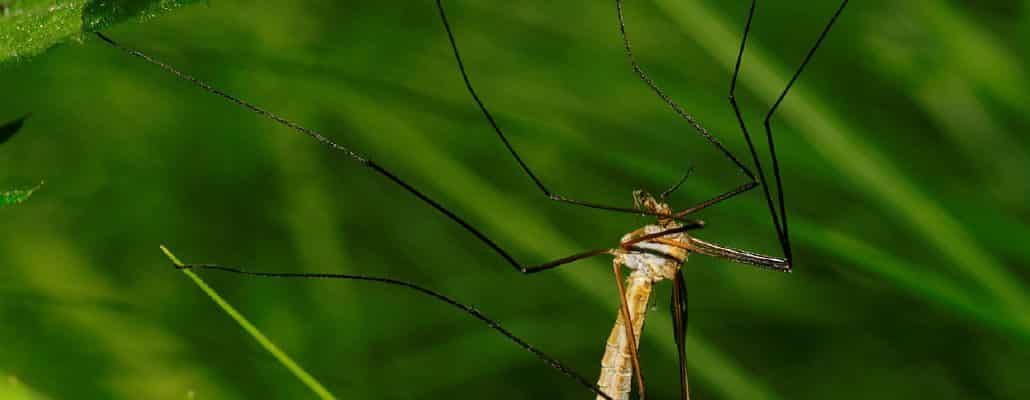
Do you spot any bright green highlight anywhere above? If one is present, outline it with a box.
[0,0,199,63]
[0,375,49,400]
[0,182,41,208]
[158,246,337,400]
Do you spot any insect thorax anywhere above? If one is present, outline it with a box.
[616,222,688,283]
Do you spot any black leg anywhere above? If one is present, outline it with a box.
[758,0,851,263]
[673,181,757,218]
[434,0,687,222]
[164,253,614,400]
[670,270,690,400]
[614,0,761,205]
[612,261,646,400]
[94,32,659,276]
[728,0,788,261]
[618,0,850,267]
[728,0,850,264]
[614,0,765,239]
[618,222,707,251]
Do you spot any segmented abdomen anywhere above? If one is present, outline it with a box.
[596,272,652,400]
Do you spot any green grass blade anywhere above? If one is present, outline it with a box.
[864,3,1030,204]
[158,246,337,400]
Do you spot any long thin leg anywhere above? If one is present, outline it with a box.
[523,247,614,274]
[434,0,684,221]
[758,0,851,263]
[612,262,646,400]
[617,222,787,271]
[653,237,789,271]
[619,0,850,267]
[614,0,755,180]
[94,33,651,275]
[614,0,762,220]
[166,257,614,400]
[672,181,756,218]
[670,270,690,400]
[618,223,705,251]
[728,0,787,262]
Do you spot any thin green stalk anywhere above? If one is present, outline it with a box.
[159,246,337,400]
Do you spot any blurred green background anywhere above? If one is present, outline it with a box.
[2,0,1029,399]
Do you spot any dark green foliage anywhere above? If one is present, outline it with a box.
[0,114,38,208]
[0,114,27,144]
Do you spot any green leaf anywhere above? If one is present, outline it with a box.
[0,114,28,144]
[0,0,201,64]
[0,181,42,208]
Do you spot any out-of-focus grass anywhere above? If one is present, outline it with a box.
[658,0,1030,330]
[0,375,48,400]
[1,1,1027,399]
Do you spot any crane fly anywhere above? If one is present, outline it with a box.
[95,0,849,398]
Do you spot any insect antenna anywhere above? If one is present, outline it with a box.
[660,166,694,202]
[163,256,613,400]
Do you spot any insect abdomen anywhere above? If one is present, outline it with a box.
[597,272,652,400]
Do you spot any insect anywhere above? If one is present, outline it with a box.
[588,1,849,399]
[95,0,848,398]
